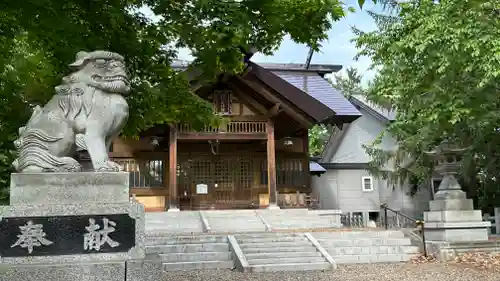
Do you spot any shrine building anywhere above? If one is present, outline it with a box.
[107,59,361,212]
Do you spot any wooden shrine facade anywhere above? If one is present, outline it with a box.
[108,61,360,211]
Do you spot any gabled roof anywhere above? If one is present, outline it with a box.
[245,62,360,125]
[170,59,361,126]
[350,95,395,123]
[319,95,396,162]
[273,71,361,121]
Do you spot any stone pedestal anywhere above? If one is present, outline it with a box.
[424,175,490,242]
[266,203,280,210]
[0,172,157,281]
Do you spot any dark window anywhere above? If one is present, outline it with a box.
[213,90,232,115]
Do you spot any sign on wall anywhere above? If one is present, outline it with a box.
[196,184,208,194]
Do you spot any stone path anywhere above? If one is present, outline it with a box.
[163,263,498,281]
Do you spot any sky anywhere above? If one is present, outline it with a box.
[251,0,383,85]
[141,0,383,85]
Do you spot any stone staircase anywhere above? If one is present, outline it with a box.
[146,234,234,271]
[312,230,421,264]
[146,211,203,234]
[203,210,267,232]
[256,209,342,230]
[233,232,335,272]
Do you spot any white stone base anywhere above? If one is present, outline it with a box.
[425,225,490,242]
[266,204,280,210]
[424,198,491,243]
[167,207,181,212]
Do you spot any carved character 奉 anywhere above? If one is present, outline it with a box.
[12,50,130,172]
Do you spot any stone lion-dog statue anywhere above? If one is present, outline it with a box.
[12,50,130,173]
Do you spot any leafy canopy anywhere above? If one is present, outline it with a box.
[0,0,374,201]
[353,0,500,209]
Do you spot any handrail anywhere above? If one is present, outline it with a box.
[380,203,427,257]
[380,203,418,222]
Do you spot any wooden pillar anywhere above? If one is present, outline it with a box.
[266,120,279,209]
[168,125,180,211]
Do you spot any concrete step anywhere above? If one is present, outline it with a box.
[324,245,420,255]
[248,262,332,273]
[208,222,267,232]
[204,210,258,216]
[317,238,412,247]
[243,246,317,254]
[146,243,229,253]
[146,235,228,245]
[159,251,231,262]
[235,232,305,239]
[270,224,335,229]
[239,241,311,249]
[332,253,416,264]
[245,251,322,259]
[162,260,234,271]
[247,256,326,265]
[312,231,405,239]
[237,236,309,244]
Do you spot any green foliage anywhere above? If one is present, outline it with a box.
[353,0,500,208]
[330,66,365,98]
[0,0,370,198]
[308,125,331,157]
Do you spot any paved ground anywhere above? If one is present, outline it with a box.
[164,263,499,281]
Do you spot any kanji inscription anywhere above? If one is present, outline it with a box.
[0,214,135,257]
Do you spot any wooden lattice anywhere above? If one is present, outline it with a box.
[113,158,164,188]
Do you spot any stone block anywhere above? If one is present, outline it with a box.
[424,210,483,222]
[126,256,162,281]
[429,198,473,211]
[0,201,146,264]
[9,172,129,206]
[0,261,125,281]
[424,227,490,242]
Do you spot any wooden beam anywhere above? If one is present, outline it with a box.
[236,76,314,128]
[228,81,268,115]
[168,125,179,211]
[266,103,281,118]
[231,116,268,121]
[266,120,278,207]
[302,129,310,189]
[178,133,267,140]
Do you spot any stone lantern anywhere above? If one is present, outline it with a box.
[423,139,490,245]
[424,139,468,200]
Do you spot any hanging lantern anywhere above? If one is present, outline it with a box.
[283,137,293,146]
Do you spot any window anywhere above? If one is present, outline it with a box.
[213,90,232,115]
[362,176,374,192]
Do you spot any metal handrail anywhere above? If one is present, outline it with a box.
[380,203,427,257]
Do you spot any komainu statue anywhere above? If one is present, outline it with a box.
[12,50,130,173]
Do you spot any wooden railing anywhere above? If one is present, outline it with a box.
[177,121,266,134]
[112,158,165,188]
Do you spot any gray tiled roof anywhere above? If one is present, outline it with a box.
[350,94,396,121]
[272,71,361,118]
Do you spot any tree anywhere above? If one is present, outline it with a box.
[353,0,500,209]
[0,0,375,202]
[308,66,366,157]
[308,125,331,157]
[330,66,365,98]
